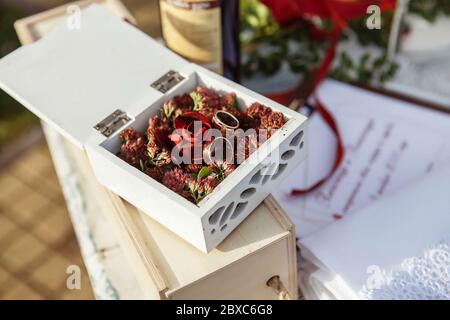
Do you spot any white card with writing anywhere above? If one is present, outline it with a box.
[273,80,450,238]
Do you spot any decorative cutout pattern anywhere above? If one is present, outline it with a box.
[262,172,272,185]
[208,129,305,236]
[290,130,304,147]
[220,202,235,226]
[209,206,224,225]
[231,202,248,220]
[281,149,295,160]
[241,188,256,199]
[250,170,263,184]
[261,162,278,185]
[272,163,287,180]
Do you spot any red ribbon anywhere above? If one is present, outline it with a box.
[262,0,396,195]
[290,95,345,195]
[261,0,396,26]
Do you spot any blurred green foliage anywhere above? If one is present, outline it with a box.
[0,5,38,149]
[409,0,450,22]
[240,0,327,78]
[240,0,450,84]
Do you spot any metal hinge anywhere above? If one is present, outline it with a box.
[94,109,131,137]
[150,70,184,93]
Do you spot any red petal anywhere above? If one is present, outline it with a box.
[184,112,211,128]
[169,129,194,145]
[153,129,173,149]
[174,112,211,130]
[174,115,191,130]
[168,133,182,145]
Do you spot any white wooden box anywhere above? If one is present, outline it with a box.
[13,0,299,300]
[0,4,307,253]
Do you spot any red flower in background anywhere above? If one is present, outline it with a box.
[261,0,396,26]
[262,0,396,88]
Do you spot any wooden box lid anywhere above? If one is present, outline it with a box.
[1,4,187,148]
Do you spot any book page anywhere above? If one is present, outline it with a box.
[273,80,450,238]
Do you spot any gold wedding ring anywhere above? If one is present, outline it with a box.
[213,110,240,130]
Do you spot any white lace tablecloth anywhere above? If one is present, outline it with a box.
[361,238,450,300]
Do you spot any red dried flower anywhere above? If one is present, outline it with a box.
[208,160,236,181]
[180,190,196,203]
[220,92,237,109]
[162,167,187,194]
[260,111,286,137]
[238,114,260,130]
[119,127,143,142]
[199,176,219,194]
[145,166,164,182]
[147,146,171,167]
[147,116,171,147]
[187,175,220,203]
[185,163,203,174]
[118,128,148,168]
[162,94,193,120]
[174,93,194,109]
[146,115,173,166]
[190,86,220,117]
[245,102,272,119]
[118,87,286,205]
[186,176,198,193]
[201,106,219,121]
[148,114,169,131]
